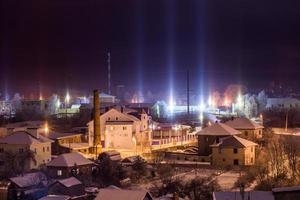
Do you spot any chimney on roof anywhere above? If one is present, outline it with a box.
[121,106,124,113]
[93,90,102,153]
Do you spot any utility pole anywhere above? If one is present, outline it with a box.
[285,110,288,132]
[187,70,190,120]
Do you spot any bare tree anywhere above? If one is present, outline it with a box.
[267,138,287,178]
[281,136,299,179]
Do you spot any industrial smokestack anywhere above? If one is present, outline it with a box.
[93,89,101,152]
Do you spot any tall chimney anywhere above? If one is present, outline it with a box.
[93,90,101,152]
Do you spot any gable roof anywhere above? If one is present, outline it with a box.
[95,187,152,200]
[0,131,52,145]
[211,135,258,148]
[225,117,264,130]
[57,177,82,188]
[196,123,240,136]
[10,172,47,188]
[47,152,94,167]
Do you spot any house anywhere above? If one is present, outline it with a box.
[5,121,46,134]
[0,129,52,171]
[40,131,84,155]
[196,123,241,156]
[225,117,264,139]
[46,152,94,179]
[87,108,150,151]
[48,177,85,197]
[272,186,300,200]
[210,135,258,166]
[8,172,48,200]
[213,191,274,200]
[98,150,122,163]
[95,186,153,200]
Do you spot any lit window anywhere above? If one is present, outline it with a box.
[57,170,62,176]
[110,126,114,131]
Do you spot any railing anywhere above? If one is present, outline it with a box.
[151,134,197,150]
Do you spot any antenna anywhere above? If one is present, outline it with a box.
[187,69,190,118]
[107,52,111,95]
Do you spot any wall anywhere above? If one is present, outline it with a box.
[105,124,134,149]
[211,146,255,166]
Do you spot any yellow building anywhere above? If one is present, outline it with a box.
[0,130,53,171]
[211,135,258,166]
[225,117,264,140]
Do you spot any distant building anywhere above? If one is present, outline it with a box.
[196,123,241,156]
[46,152,94,179]
[95,186,153,200]
[48,177,85,198]
[225,117,264,139]
[266,97,300,109]
[5,121,46,134]
[210,135,258,166]
[8,172,48,200]
[0,129,52,171]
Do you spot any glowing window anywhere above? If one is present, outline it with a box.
[57,170,62,176]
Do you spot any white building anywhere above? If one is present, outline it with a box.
[87,108,150,151]
[266,97,300,109]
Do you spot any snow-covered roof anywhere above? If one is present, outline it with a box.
[266,97,300,107]
[197,123,240,136]
[41,132,82,140]
[6,121,45,129]
[225,117,264,130]
[95,187,152,200]
[39,195,70,200]
[272,186,300,193]
[57,177,82,188]
[10,172,47,188]
[213,191,274,200]
[211,135,258,148]
[0,131,52,144]
[47,152,94,167]
[99,93,115,98]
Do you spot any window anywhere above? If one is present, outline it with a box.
[233,159,239,165]
[0,148,4,153]
[108,117,111,120]
[251,147,253,152]
[233,148,238,154]
[251,157,254,163]
[222,158,226,162]
[43,147,45,152]
[47,146,50,152]
[110,126,114,131]
[116,117,118,120]
[144,116,146,119]
[57,170,62,176]
[123,126,127,130]
[244,131,248,136]
[19,148,24,153]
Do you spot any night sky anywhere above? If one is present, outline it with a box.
[1,0,300,97]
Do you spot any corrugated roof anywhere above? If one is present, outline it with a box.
[57,177,82,188]
[47,152,94,167]
[225,117,264,130]
[95,187,151,200]
[0,131,52,144]
[196,123,240,136]
[211,135,258,148]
